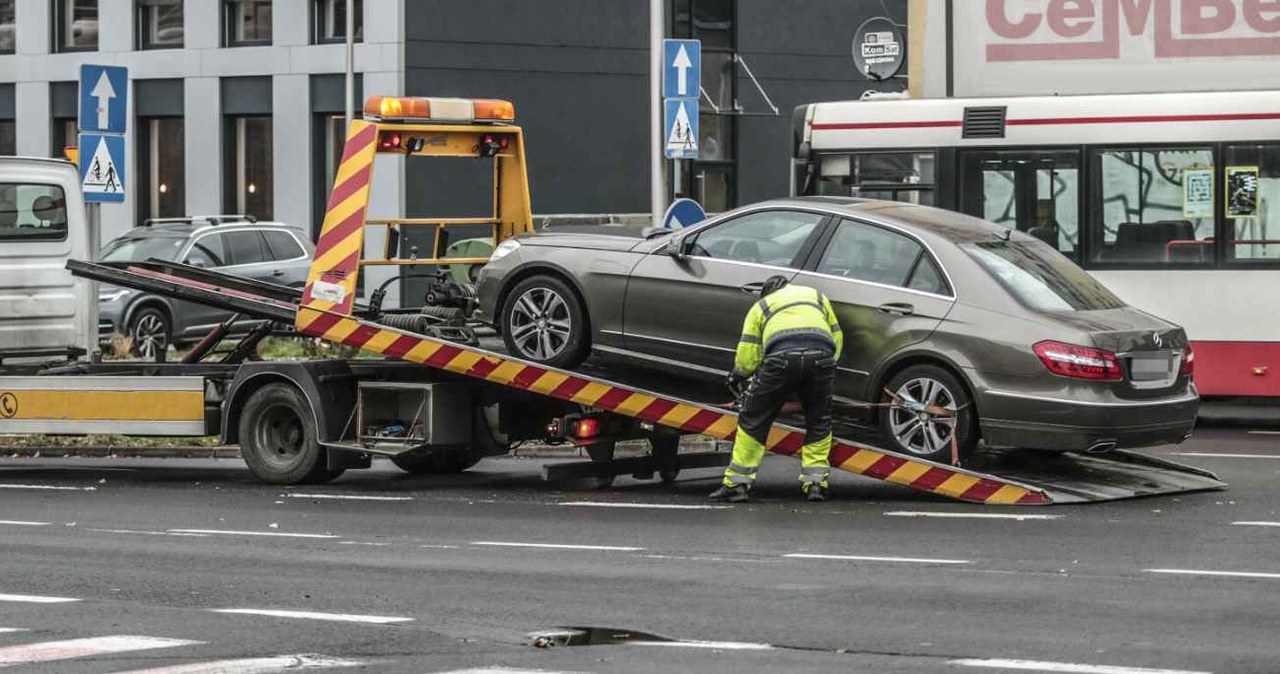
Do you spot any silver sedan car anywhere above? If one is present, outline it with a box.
[475,198,1197,463]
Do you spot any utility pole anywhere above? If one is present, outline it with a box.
[650,0,665,227]
[344,0,355,130]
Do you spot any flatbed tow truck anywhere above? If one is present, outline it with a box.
[0,96,1224,504]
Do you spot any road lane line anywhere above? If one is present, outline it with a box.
[211,609,413,624]
[884,511,1061,521]
[0,594,80,604]
[1146,568,1280,580]
[89,528,212,538]
[0,520,50,527]
[630,640,773,650]
[558,501,732,510]
[471,541,644,552]
[1232,521,1280,528]
[784,553,970,565]
[1171,452,1280,459]
[1247,430,1280,435]
[109,653,364,673]
[950,658,1210,674]
[0,629,24,634]
[0,635,202,666]
[285,493,414,502]
[435,669,591,674]
[167,529,339,539]
[0,484,94,491]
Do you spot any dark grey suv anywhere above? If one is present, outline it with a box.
[98,216,314,356]
[475,198,1198,462]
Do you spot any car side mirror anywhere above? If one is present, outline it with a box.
[667,236,691,259]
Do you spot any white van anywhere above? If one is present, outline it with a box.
[0,157,92,361]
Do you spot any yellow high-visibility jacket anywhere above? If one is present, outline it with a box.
[733,284,843,377]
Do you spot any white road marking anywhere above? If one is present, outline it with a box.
[211,608,413,624]
[1246,430,1280,435]
[90,528,211,538]
[285,493,413,502]
[558,501,731,510]
[1232,521,1280,528]
[1171,452,1280,459]
[434,669,591,674]
[0,484,93,491]
[629,640,773,650]
[0,594,80,604]
[109,653,363,673]
[1146,568,1280,580]
[0,629,24,634]
[471,541,644,552]
[784,553,970,565]
[884,511,1061,521]
[0,520,50,527]
[950,658,1210,674]
[167,529,338,539]
[0,635,202,666]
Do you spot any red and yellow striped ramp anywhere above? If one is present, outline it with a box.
[294,306,1052,505]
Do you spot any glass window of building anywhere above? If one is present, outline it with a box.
[136,117,185,221]
[0,121,13,155]
[50,118,76,158]
[54,0,98,52]
[959,150,1081,260]
[138,0,184,49]
[226,116,273,220]
[314,0,362,43]
[1223,144,1280,264]
[0,0,15,54]
[1089,147,1215,265]
[0,183,69,242]
[672,0,736,211]
[224,0,271,46]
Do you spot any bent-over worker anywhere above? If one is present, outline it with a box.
[710,275,842,503]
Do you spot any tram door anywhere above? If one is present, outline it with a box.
[958,150,1081,261]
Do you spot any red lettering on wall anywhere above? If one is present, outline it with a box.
[1119,0,1154,34]
[1048,0,1098,37]
[987,0,1043,38]
[1180,0,1235,34]
[1244,0,1280,32]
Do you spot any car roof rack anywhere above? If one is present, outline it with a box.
[141,214,258,227]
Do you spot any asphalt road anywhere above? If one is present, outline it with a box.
[0,427,1278,673]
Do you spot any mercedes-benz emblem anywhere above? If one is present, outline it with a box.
[1152,332,1163,348]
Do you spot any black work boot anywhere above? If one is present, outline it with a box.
[805,484,827,502]
[709,484,749,503]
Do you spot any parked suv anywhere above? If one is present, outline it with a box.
[98,216,315,356]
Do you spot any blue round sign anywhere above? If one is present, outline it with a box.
[662,198,706,229]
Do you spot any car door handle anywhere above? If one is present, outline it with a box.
[271,269,284,277]
[740,282,764,294]
[877,302,914,316]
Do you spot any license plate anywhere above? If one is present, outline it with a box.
[1130,357,1171,380]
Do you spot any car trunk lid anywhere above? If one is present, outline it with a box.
[1048,307,1189,398]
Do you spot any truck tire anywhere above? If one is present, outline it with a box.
[239,383,343,484]
[878,364,978,465]
[500,275,589,368]
[391,450,479,474]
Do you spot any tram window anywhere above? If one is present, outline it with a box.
[1224,144,1280,264]
[959,150,1080,261]
[1089,148,1215,265]
[816,152,935,206]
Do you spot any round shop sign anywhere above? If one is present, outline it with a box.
[853,17,905,81]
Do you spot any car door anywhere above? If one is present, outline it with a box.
[622,209,829,371]
[794,217,956,401]
[260,229,310,287]
[221,229,278,283]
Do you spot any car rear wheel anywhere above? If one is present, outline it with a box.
[500,275,589,367]
[129,307,171,359]
[878,364,978,464]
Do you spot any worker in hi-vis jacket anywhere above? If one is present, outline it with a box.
[710,275,843,503]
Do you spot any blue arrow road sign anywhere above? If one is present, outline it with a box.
[664,99,699,159]
[79,133,126,203]
[78,65,128,134]
[663,39,701,100]
[662,198,707,229]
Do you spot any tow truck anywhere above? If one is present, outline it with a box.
[0,96,1226,504]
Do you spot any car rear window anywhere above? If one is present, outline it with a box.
[100,235,184,262]
[963,239,1125,312]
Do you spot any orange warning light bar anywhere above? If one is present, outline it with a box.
[363,96,516,123]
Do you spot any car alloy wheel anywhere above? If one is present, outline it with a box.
[507,286,573,361]
[131,311,169,359]
[889,377,958,457]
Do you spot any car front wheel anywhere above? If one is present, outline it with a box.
[500,275,589,368]
[878,364,978,464]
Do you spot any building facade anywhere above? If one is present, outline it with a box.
[0,0,905,243]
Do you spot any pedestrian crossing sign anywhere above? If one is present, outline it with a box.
[78,133,126,203]
[664,99,699,159]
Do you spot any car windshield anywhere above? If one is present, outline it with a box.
[963,239,1125,312]
[100,236,185,262]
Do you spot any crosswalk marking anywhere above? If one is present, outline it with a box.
[110,653,363,673]
[0,635,201,667]
[0,593,80,603]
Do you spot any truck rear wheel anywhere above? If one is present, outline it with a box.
[239,383,343,484]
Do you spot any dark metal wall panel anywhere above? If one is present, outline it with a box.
[50,81,78,118]
[135,79,185,117]
[220,76,273,116]
[310,74,364,113]
[0,83,13,119]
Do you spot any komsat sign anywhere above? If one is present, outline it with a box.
[955,0,1280,96]
[853,17,905,81]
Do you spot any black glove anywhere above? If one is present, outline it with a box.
[726,371,750,399]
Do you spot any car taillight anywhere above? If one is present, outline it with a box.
[1033,341,1122,381]
[1181,343,1195,377]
